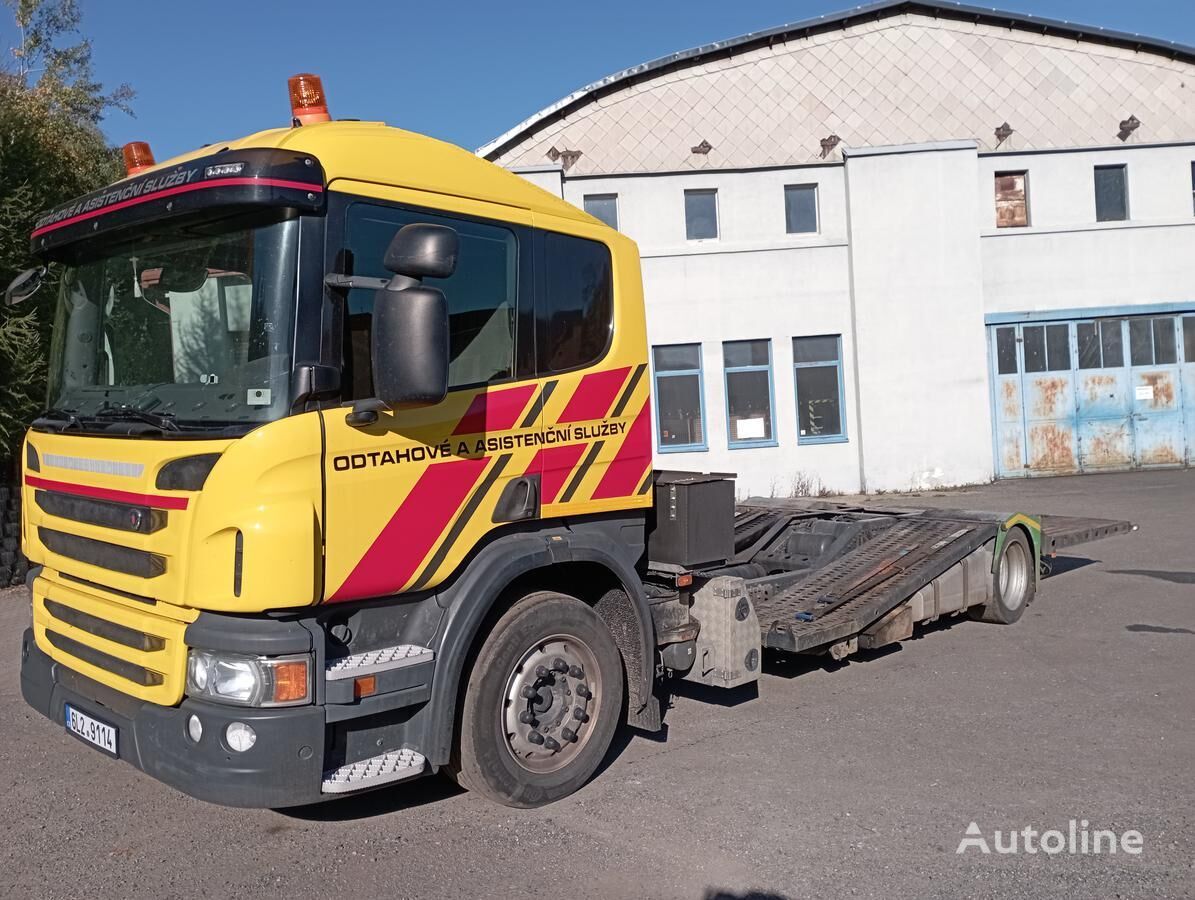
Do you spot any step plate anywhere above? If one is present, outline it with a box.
[322,748,427,794]
[325,644,434,681]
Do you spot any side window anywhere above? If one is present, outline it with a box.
[343,203,518,398]
[537,231,613,374]
[793,335,845,442]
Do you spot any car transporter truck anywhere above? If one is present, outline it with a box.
[10,74,1134,808]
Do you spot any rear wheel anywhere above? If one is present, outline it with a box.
[971,529,1035,624]
[449,590,624,807]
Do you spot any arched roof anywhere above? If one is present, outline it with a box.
[480,0,1195,175]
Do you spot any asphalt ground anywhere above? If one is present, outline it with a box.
[1,468,1191,899]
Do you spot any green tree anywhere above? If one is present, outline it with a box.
[0,0,132,461]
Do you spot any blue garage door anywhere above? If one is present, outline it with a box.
[989,313,1195,477]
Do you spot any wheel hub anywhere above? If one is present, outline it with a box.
[503,637,600,774]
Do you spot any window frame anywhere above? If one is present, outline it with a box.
[993,170,1030,229]
[722,338,778,450]
[783,183,819,235]
[1094,164,1129,223]
[684,188,719,242]
[582,193,619,230]
[792,334,848,445]
[328,192,535,400]
[651,343,708,453]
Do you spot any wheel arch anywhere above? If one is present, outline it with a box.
[423,525,656,766]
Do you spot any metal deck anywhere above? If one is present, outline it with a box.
[1039,515,1137,555]
[750,517,998,653]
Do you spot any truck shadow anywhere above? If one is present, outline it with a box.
[277,773,466,821]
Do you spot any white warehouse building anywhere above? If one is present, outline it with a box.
[480,0,1195,495]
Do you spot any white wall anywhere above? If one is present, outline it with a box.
[562,165,863,497]
[844,142,995,491]
[978,143,1195,314]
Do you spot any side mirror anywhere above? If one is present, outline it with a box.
[371,284,449,408]
[348,223,457,423]
[384,222,458,279]
[5,266,46,306]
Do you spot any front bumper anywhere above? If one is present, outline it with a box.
[20,628,327,808]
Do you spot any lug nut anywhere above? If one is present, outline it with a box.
[518,710,537,726]
[573,707,589,722]
[561,727,578,742]
[527,730,545,745]
[569,665,584,679]
[520,685,539,700]
[552,657,569,673]
[543,736,561,751]
[535,664,550,678]
[576,684,591,700]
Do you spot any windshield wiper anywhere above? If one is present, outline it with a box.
[94,404,181,432]
[31,407,84,431]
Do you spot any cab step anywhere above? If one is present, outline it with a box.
[321,748,427,794]
[325,644,434,680]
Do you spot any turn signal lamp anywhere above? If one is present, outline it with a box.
[122,141,155,176]
[288,73,330,125]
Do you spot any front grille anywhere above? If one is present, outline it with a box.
[34,580,190,705]
[35,489,166,534]
[60,572,156,606]
[44,599,164,651]
[45,630,164,687]
[39,527,166,578]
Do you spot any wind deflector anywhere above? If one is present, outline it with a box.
[31,147,326,257]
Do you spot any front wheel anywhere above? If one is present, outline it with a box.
[971,529,1036,624]
[449,590,624,807]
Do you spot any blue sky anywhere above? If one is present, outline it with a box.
[7,1,1194,160]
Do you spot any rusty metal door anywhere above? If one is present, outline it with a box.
[1128,316,1185,468]
[989,325,1027,476]
[1019,322,1078,475]
[1074,318,1133,470]
[1183,317,1195,465]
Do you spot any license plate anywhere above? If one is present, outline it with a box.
[64,704,118,756]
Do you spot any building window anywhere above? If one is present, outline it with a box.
[684,189,718,241]
[583,193,619,230]
[1076,320,1124,369]
[793,335,845,443]
[1128,317,1177,367]
[723,339,775,447]
[784,184,818,234]
[994,171,1029,228]
[994,326,1018,374]
[1184,316,1195,363]
[1022,324,1070,373]
[1094,165,1128,222]
[537,232,614,374]
[652,344,706,451]
[1191,162,1195,215]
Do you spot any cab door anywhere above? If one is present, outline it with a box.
[319,189,539,603]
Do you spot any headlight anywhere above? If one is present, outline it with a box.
[186,650,311,707]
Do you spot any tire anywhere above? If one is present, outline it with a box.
[449,590,625,808]
[971,529,1035,624]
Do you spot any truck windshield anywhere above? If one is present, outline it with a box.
[43,215,298,436]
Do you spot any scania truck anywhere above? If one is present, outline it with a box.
[11,74,1134,808]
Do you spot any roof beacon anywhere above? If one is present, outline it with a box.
[288,73,331,126]
[122,141,155,176]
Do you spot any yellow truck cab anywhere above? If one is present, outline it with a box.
[14,75,1133,809]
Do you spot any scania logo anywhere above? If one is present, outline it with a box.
[127,509,144,531]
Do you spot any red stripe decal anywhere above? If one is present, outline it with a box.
[31,177,325,238]
[24,474,189,510]
[525,443,588,504]
[451,384,537,435]
[328,456,489,603]
[556,367,630,423]
[590,403,652,500]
